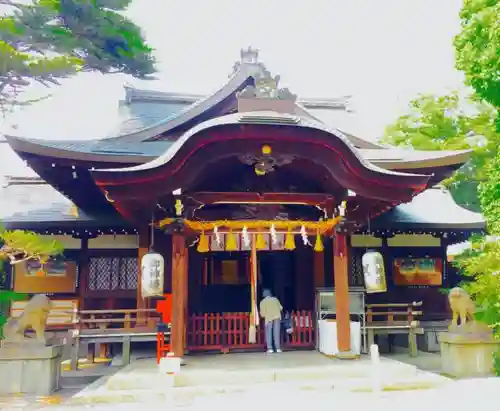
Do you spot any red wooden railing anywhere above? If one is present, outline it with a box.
[187,310,314,352]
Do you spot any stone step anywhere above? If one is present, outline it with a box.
[104,360,424,390]
[69,373,450,406]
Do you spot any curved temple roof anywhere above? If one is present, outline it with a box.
[3,48,472,174]
[1,48,474,221]
[91,111,434,224]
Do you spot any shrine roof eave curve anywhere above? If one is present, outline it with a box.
[90,111,434,205]
[3,132,473,177]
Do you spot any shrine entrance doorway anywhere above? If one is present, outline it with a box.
[258,251,295,311]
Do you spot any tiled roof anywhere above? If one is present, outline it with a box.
[371,187,485,229]
[9,139,173,157]
[0,183,130,230]
[106,100,192,138]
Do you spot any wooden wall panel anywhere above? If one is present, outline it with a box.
[13,262,77,294]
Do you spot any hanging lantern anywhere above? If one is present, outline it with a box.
[284,230,296,250]
[141,250,165,298]
[226,231,238,251]
[362,249,387,294]
[197,231,209,253]
[314,231,324,252]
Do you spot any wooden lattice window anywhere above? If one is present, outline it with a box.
[349,248,365,287]
[88,257,138,291]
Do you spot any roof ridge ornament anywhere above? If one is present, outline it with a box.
[234,49,297,103]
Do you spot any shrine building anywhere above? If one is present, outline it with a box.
[0,48,484,357]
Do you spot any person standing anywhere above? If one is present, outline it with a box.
[259,289,283,353]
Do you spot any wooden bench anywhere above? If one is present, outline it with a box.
[70,308,163,370]
[365,302,423,357]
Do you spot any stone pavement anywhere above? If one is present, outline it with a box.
[0,351,492,410]
[9,377,497,411]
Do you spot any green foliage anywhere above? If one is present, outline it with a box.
[381,92,499,211]
[478,151,500,234]
[0,227,64,263]
[454,0,500,110]
[0,0,156,108]
[0,291,27,339]
[454,241,500,329]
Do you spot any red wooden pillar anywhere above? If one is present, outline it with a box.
[171,233,188,357]
[334,232,351,353]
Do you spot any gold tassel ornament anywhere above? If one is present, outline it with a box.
[284,230,296,250]
[225,230,238,251]
[314,231,324,252]
[197,231,209,253]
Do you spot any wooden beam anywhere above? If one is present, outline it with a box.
[171,233,188,357]
[334,232,351,353]
[187,192,335,206]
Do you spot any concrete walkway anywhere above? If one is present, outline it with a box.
[12,376,500,411]
[66,351,449,405]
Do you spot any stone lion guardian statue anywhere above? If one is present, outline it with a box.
[2,294,52,345]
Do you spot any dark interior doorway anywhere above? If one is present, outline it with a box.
[258,251,295,310]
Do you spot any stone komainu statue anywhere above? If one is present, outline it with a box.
[448,287,475,329]
[2,294,52,344]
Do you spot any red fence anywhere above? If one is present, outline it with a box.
[187,310,314,352]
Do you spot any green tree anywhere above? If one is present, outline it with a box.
[381,92,498,211]
[0,0,155,108]
[454,0,500,115]
[478,151,500,234]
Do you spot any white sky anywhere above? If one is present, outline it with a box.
[0,0,466,177]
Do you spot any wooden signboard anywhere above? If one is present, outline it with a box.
[393,258,443,286]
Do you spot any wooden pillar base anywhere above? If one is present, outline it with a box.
[335,351,359,360]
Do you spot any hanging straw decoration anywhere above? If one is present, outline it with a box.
[197,231,209,253]
[248,235,259,343]
[314,230,324,252]
[284,229,296,250]
[255,233,267,250]
[225,230,238,251]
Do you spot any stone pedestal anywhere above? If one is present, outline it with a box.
[0,343,63,396]
[440,330,500,378]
